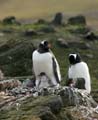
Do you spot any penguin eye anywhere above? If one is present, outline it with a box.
[44,41,48,46]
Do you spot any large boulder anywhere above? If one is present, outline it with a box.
[58,87,97,107]
[2,16,20,25]
[0,86,98,120]
[3,16,16,24]
[52,13,63,25]
[68,15,86,25]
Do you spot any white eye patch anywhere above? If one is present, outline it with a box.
[69,54,77,59]
[41,40,46,45]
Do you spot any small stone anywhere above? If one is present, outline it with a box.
[57,38,69,48]
[39,107,57,120]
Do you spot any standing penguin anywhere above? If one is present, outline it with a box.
[32,40,61,89]
[67,53,91,93]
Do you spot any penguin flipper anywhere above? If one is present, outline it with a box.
[52,57,61,83]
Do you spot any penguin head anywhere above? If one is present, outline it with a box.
[38,40,51,53]
[69,53,81,65]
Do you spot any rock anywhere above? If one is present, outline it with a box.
[84,43,92,49]
[52,12,63,25]
[0,32,4,37]
[58,87,97,107]
[39,107,57,120]
[3,16,16,24]
[47,96,63,114]
[68,105,98,120]
[37,19,47,24]
[58,87,78,106]
[2,16,20,25]
[40,88,50,96]
[57,38,69,48]
[10,84,37,96]
[84,31,98,40]
[24,29,38,36]
[68,15,86,25]
[91,90,98,103]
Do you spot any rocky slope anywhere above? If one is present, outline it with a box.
[0,14,98,120]
[0,15,98,89]
[0,84,98,120]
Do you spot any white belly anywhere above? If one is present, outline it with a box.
[68,62,91,93]
[33,50,53,77]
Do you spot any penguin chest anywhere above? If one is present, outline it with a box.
[33,52,53,76]
[68,62,88,79]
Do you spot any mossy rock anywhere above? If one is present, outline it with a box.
[0,41,35,76]
[68,15,86,25]
[52,12,63,25]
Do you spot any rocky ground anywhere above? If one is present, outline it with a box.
[0,78,98,120]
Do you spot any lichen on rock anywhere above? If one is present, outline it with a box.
[0,84,98,120]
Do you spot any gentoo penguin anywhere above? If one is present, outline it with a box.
[32,40,61,89]
[67,53,91,93]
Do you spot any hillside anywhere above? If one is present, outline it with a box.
[0,14,98,90]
